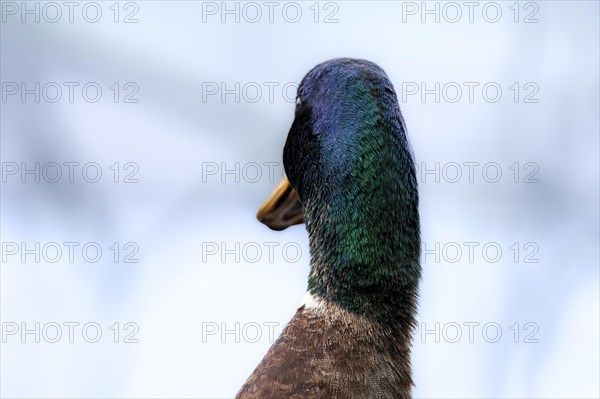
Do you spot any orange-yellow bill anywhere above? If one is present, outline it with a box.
[256,177,304,231]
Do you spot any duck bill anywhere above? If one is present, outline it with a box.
[256,177,304,231]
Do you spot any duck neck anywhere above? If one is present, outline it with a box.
[304,132,421,326]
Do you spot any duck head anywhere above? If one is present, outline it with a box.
[257,58,421,319]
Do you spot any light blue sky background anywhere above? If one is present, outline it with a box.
[1,1,599,398]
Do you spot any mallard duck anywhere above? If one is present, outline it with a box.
[237,58,421,399]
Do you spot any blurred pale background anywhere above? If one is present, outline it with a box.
[1,1,598,398]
